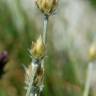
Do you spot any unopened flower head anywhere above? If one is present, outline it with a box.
[30,36,46,60]
[36,0,58,16]
[89,44,96,61]
[0,51,8,65]
[0,51,8,77]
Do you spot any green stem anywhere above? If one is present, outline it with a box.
[43,15,49,44]
[83,63,93,96]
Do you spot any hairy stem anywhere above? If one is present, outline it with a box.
[25,15,49,96]
[25,62,38,96]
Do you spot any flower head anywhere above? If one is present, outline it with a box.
[36,0,58,16]
[89,44,96,61]
[30,36,46,60]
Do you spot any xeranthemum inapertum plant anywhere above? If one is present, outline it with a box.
[25,0,58,96]
[24,1,96,96]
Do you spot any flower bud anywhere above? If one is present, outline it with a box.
[36,0,58,15]
[89,44,96,61]
[30,36,46,60]
[0,51,8,77]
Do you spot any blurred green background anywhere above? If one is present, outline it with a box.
[0,0,96,96]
